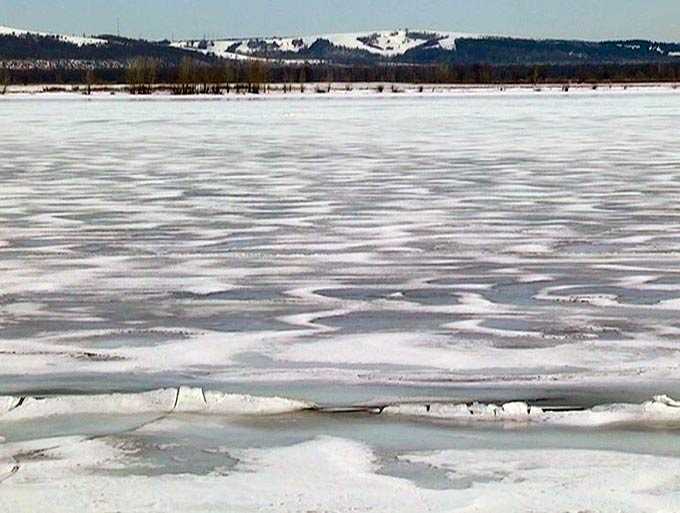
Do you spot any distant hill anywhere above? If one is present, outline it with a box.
[0,26,215,68]
[2,25,680,87]
[175,29,680,65]
[2,26,680,69]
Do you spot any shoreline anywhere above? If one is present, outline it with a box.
[2,81,680,98]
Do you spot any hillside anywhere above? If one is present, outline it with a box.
[0,26,215,68]
[172,29,476,62]
[2,25,680,69]
[175,29,680,65]
[2,25,680,86]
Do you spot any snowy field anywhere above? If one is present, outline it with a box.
[2,90,680,511]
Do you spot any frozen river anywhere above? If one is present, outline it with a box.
[2,89,680,512]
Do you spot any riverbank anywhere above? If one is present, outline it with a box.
[2,80,679,97]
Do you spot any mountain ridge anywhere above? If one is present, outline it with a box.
[2,25,680,68]
[174,28,680,64]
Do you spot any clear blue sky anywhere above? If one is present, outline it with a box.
[1,0,679,41]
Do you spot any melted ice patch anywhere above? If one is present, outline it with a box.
[2,433,680,513]
[401,448,680,512]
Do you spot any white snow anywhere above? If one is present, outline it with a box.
[174,29,481,61]
[0,389,177,420]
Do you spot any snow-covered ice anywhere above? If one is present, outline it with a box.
[383,394,680,427]
[0,388,313,420]
[1,426,680,512]
[2,90,680,394]
[2,90,680,511]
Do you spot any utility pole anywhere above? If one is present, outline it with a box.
[117,17,120,37]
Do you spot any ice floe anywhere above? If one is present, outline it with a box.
[384,395,680,427]
[3,388,680,429]
[173,386,314,415]
[0,389,177,420]
[0,388,313,421]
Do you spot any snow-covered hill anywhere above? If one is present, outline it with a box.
[172,28,680,65]
[173,29,480,61]
[2,24,680,67]
[0,25,105,47]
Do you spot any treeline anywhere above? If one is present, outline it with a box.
[3,59,680,89]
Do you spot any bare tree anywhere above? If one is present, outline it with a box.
[85,69,96,95]
[126,58,143,94]
[298,67,306,93]
[126,58,158,94]
[0,67,9,95]
[175,57,198,95]
[144,59,158,91]
[224,63,235,94]
[247,61,268,94]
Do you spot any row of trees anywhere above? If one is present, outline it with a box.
[125,57,278,95]
[4,60,680,89]
[129,59,680,94]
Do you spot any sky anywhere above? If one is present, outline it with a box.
[1,0,679,41]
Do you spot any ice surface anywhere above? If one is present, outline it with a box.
[2,91,680,398]
[2,91,680,511]
[1,430,680,513]
[401,448,680,513]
